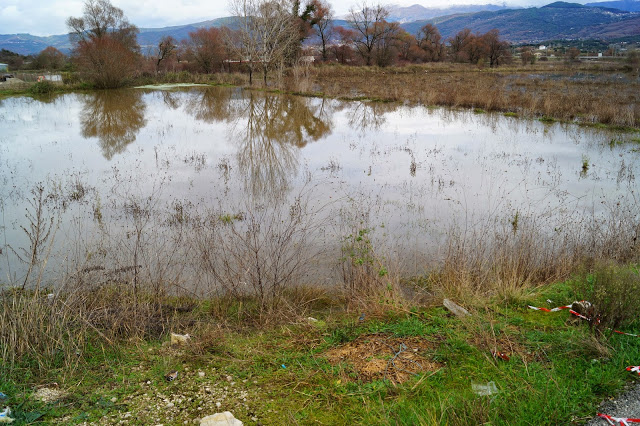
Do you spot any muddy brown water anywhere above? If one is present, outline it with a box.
[0,87,638,290]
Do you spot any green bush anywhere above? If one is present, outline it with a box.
[576,263,640,335]
[28,80,56,94]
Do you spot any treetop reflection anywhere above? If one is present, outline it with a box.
[80,90,147,160]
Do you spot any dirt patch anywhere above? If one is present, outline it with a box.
[324,333,440,384]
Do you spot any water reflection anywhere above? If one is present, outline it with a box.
[233,92,332,198]
[347,101,398,132]
[80,90,147,160]
[184,87,241,123]
[161,91,182,110]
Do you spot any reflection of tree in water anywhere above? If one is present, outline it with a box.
[233,92,332,199]
[184,87,243,123]
[160,91,182,110]
[80,90,146,160]
[347,101,398,133]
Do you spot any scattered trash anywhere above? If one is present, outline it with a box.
[443,299,471,317]
[200,411,243,425]
[358,313,366,322]
[164,370,178,381]
[0,407,14,423]
[281,364,286,369]
[47,293,54,301]
[627,366,640,375]
[170,333,191,346]
[546,299,553,304]
[492,350,510,362]
[472,381,499,396]
[529,301,640,337]
[306,317,318,323]
[597,413,640,425]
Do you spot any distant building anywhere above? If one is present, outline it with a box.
[0,63,8,72]
[538,45,547,51]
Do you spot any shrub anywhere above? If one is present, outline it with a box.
[28,80,56,94]
[575,263,640,335]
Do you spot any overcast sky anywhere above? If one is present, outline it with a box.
[2,0,593,37]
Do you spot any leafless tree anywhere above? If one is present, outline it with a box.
[309,0,333,61]
[228,0,301,85]
[67,0,140,88]
[156,36,177,72]
[417,23,444,62]
[347,2,395,66]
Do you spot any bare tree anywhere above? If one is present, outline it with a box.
[67,0,139,88]
[309,0,333,61]
[417,23,444,62]
[228,0,300,85]
[156,36,177,72]
[483,29,511,67]
[184,28,226,73]
[67,0,138,50]
[347,2,394,66]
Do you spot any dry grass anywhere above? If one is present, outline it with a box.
[294,62,640,128]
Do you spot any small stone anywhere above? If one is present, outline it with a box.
[111,397,117,403]
[216,402,222,408]
[443,299,471,317]
[226,375,232,382]
[251,417,257,422]
[200,412,243,426]
[198,371,205,378]
[167,402,174,408]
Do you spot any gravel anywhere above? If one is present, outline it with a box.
[585,382,640,425]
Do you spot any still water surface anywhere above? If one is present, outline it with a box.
[0,87,638,287]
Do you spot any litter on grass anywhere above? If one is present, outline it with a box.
[0,407,14,424]
[472,381,499,396]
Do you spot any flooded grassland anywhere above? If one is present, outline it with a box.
[0,87,639,298]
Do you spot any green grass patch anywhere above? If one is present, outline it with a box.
[3,279,640,424]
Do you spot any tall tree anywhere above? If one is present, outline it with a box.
[67,0,139,88]
[347,2,395,66]
[185,28,225,73]
[229,0,301,85]
[156,36,177,72]
[417,24,443,62]
[309,0,333,61]
[483,29,511,67]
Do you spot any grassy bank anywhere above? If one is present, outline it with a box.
[2,61,639,129]
[2,268,640,424]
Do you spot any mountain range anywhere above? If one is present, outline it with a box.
[1,1,639,56]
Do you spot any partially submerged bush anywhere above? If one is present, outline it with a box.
[28,80,56,94]
[576,263,640,335]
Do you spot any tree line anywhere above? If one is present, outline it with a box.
[11,0,515,88]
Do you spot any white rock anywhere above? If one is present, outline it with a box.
[198,371,205,377]
[200,412,243,426]
[443,299,471,317]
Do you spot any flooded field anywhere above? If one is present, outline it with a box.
[1,87,639,293]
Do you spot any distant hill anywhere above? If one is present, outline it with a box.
[1,2,639,55]
[585,0,640,11]
[402,2,640,43]
[386,3,515,23]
